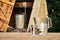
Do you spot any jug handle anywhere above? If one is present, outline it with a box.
[48,17,52,28]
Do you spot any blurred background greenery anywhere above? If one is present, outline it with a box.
[46,0,60,32]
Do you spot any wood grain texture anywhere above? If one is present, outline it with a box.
[0,0,15,32]
[0,33,60,40]
[0,0,15,6]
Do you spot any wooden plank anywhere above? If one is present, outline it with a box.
[0,0,15,6]
[0,33,60,40]
[0,0,15,32]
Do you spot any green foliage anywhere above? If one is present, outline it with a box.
[46,0,60,32]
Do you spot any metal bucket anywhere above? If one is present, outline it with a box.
[15,14,24,29]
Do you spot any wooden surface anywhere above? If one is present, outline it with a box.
[0,0,15,32]
[0,0,15,6]
[0,33,60,40]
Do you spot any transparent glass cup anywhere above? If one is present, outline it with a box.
[31,16,52,36]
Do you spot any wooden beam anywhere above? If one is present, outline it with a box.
[0,0,15,6]
[15,2,33,8]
